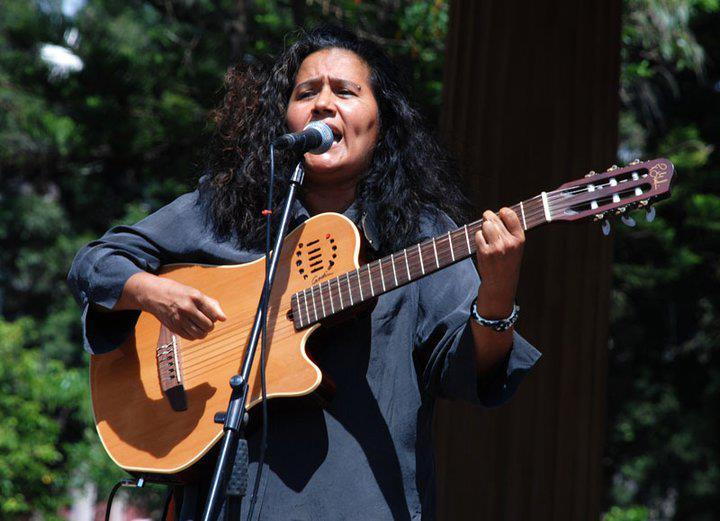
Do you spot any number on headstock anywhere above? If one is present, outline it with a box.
[549,158,675,224]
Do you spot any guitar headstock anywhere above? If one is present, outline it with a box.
[549,158,675,226]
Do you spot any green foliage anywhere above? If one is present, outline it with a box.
[607,1,720,519]
[0,318,84,519]
[604,505,650,521]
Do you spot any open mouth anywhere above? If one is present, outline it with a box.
[325,123,343,144]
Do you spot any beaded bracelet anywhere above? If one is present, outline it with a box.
[470,300,520,332]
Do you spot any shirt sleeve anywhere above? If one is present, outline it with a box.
[414,215,541,407]
[66,190,211,355]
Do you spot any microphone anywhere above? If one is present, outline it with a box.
[273,121,334,154]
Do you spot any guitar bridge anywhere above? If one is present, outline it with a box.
[156,326,187,411]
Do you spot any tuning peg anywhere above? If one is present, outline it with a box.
[607,164,618,172]
[629,158,641,165]
[645,206,656,222]
[601,219,612,236]
[584,170,597,178]
[621,215,636,227]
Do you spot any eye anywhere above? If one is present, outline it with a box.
[297,90,315,100]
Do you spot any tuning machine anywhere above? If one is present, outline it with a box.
[601,219,612,236]
[629,158,642,165]
[621,215,636,227]
[584,170,597,178]
[606,164,619,172]
[645,206,656,222]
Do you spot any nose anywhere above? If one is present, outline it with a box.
[312,85,336,117]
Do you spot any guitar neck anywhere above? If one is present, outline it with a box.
[290,193,552,329]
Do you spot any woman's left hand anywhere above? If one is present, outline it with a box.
[473,208,525,319]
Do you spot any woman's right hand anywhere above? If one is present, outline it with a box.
[116,271,227,340]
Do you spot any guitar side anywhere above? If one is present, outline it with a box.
[89,213,361,475]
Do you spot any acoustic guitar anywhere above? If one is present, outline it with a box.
[90,158,675,477]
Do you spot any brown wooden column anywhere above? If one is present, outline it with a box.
[434,1,620,519]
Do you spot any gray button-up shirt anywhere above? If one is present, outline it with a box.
[67,188,541,520]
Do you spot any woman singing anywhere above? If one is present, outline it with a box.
[68,25,540,521]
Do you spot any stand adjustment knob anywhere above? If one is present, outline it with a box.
[214,412,227,424]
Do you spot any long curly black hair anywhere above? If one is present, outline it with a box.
[200,25,470,255]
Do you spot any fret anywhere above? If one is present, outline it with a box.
[292,187,573,329]
[290,294,297,326]
[391,253,399,286]
[310,286,318,321]
[417,244,425,275]
[403,248,411,281]
[379,258,386,292]
[327,280,335,314]
[447,231,455,261]
[303,289,310,326]
[346,272,354,306]
[318,282,326,317]
[337,277,344,309]
[295,294,303,327]
[541,191,552,222]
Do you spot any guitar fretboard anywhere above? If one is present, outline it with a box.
[290,193,550,329]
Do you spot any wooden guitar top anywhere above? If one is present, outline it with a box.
[90,212,360,475]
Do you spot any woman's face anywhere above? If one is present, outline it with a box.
[286,48,380,183]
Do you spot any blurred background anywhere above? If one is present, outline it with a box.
[0,0,717,519]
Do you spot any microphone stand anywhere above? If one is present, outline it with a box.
[201,162,305,521]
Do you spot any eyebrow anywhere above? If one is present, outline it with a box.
[294,77,362,92]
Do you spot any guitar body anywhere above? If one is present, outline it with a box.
[90,212,361,476]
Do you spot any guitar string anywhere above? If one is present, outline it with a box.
[305,174,654,319]
[182,324,300,381]
[180,218,528,372]
[172,201,642,380]
[295,200,553,306]
[181,184,653,375]
[180,214,540,375]
[179,223,625,377]
[295,179,638,319]
[174,299,286,355]
[180,325,270,371]
[178,303,292,365]
[294,209,542,323]
[180,321,297,378]
[177,176,650,370]
[290,188,632,327]
[183,193,612,372]
[177,306,287,361]
[300,175,654,320]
